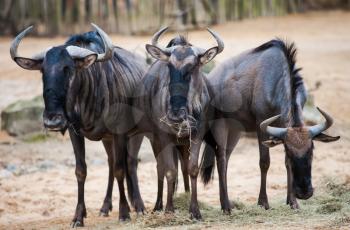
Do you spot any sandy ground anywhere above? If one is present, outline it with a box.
[0,10,349,229]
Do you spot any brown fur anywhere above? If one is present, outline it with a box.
[285,128,312,157]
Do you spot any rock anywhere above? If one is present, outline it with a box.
[6,163,18,172]
[91,159,104,166]
[38,160,55,170]
[1,95,44,136]
[63,158,75,167]
[0,169,13,178]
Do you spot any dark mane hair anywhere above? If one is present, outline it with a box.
[166,35,191,47]
[65,31,104,53]
[253,39,306,126]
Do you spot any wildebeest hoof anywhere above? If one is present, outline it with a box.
[119,214,131,222]
[258,199,270,210]
[189,205,202,220]
[133,198,146,214]
[99,200,112,217]
[99,211,109,217]
[222,207,231,215]
[153,201,163,212]
[118,203,131,221]
[165,207,175,214]
[288,200,300,209]
[71,220,83,228]
[72,203,86,227]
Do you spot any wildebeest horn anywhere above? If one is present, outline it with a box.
[207,28,224,53]
[91,23,114,62]
[308,107,333,137]
[65,46,97,59]
[260,115,287,139]
[10,25,48,61]
[151,26,168,47]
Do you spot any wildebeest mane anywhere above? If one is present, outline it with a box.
[253,39,303,93]
[166,35,191,47]
[253,39,306,126]
[66,31,105,53]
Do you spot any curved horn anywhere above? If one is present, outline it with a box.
[65,46,97,59]
[151,26,168,46]
[10,25,48,61]
[308,107,334,137]
[260,115,287,139]
[10,26,50,61]
[91,23,114,62]
[207,28,224,53]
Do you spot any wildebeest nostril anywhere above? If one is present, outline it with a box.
[45,113,62,121]
[177,108,187,120]
[52,114,63,121]
[43,112,66,129]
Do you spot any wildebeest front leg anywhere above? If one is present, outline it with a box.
[178,146,190,192]
[99,139,114,216]
[285,156,299,209]
[150,137,166,212]
[154,137,177,213]
[113,135,131,221]
[153,161,165,212]
[257,130,270,209]
[126,134,145,214]
[164,147,177,213]
[188,141,202,220]
[69,128,87,227]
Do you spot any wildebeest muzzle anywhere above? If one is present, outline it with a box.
[43,110,68,131]
[162,107,197,138]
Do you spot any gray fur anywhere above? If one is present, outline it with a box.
[201,39,337,213]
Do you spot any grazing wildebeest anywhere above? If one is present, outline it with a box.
[10,24,147,226]
[200,39,339,213]
[128,27,223,219]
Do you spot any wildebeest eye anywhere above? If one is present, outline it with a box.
[63,66,72,76]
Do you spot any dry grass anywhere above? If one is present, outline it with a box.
[80,178,350,229]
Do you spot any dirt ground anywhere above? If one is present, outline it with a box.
[0,11,350,229]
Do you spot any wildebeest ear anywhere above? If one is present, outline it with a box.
[313,132,340,142]
[262,139,283,148]
[14,57,42,70]
[199,47,218,65]
[145,44,169,61]
[75,54,97,69]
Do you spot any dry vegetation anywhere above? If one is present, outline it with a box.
[1,11,350,229]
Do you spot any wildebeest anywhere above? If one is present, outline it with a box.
[200,39,339,213]
[128,27,223,219]
[10,24,147,226]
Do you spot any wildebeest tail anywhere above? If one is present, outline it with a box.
[200,131,217,185]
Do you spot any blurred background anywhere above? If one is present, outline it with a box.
[1,0,350,36]
[0,0,350,229]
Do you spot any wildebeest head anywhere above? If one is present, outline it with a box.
[10,24,114,132]
[260,108,340,199]
[145,27,224,137]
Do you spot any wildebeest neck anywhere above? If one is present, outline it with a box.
[70,48,144,137]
